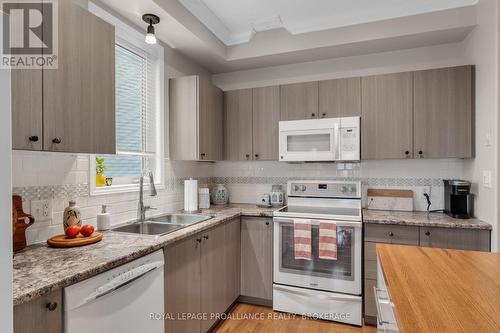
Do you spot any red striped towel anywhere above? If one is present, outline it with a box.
[293,219,311,260]
[319,221,337,260]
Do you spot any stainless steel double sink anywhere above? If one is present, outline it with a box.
[110,214,212,237]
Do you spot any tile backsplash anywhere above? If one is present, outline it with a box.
[12,150,466,245]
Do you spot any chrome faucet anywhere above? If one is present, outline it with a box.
[138,170,157,221]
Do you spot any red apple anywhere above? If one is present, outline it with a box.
[80,224,95,237]
[65,225,81,239]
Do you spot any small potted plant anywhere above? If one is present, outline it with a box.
[96,157,108,187]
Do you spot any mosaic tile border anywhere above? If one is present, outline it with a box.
[13,176,443,201]
[212,176,444,187]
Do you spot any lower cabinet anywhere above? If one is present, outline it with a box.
[164,218,240,333]
[14,289,62,333]
[240,217,273,303]
[364,223,491,325]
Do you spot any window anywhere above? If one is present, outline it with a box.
[90,3,164,195]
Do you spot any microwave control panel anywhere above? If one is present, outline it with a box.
[339,125,360,161]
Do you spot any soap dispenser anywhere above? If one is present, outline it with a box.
[97,205,110,231]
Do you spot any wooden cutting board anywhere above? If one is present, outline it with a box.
[47,232,103,248]
[367,189,414,211]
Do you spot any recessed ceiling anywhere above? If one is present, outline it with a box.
[178,0,478,45]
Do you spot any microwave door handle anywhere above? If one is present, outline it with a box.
[334,122,340,160]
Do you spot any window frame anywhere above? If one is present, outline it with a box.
[89,2,165,196]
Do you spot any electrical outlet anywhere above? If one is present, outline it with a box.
[30,200,52,222]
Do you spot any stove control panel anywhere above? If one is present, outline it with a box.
[288,181,361,198]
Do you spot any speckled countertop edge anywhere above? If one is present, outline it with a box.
[13,204,277,306]
[363,209,492,230]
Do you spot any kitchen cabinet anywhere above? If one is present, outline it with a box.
[12,0,115,154]
[252,86,280,160]
[419,227,490,251]
[43,0,115,153]
[224,89,253,160]
[318,77,361,118]
[413,66,474,158]
[14,289,62,333]
[11,70,43,150]
[164,218,240,333]
[361,72,413,160]
[240,217,273,304]
[364,223,491,325]
[170,75,223,161]
[280,81,318,120]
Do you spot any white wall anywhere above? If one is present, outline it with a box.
[462,0,499,252]
[0,38,13,332]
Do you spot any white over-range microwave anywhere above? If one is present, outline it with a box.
[279,117,360,162]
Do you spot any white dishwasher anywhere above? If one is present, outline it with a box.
[64,250,165,333]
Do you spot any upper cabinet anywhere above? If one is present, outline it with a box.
[280,82,318,120]
[224,89,253,161]
[361,72,413,160]
[318,77,361,118]
[170,75,223,161]
[252,86,280,160]
[12,0,116,154]
[413,66,474,159]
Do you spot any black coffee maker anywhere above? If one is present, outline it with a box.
[443,180,473,219]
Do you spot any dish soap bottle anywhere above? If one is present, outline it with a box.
[63,200,81,231]
[97,205,111,231]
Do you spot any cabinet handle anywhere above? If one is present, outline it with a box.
[418,150,423,158]
[388,231,394,237]
[265,221,270,226]
[52,137,62,144]
[311,113,316,117]
[425,231,431,236]
[254,154,259,159]
[203,235,209,240]
[245,154,250,159]
[322,113,326,118]
[28,136,39,142]
[405,150,410,156]
[196,238,202,243]
[200,153,206,160]
[46,302,58,311]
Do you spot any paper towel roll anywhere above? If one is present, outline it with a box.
[184,178,198,212]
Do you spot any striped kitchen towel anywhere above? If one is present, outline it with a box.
[319,221,337,260]
[293,219,312,260]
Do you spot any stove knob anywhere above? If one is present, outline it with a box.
[300,185,307,191]
[293,185,299,191]
[340,186,348,193]
[350,186,356,193]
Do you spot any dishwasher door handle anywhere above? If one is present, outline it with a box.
[73,261,164,310]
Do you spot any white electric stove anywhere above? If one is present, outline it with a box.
[273,180,363,326]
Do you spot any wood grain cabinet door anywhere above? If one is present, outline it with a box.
[43,0,115,154]
[280,81,318,120]
[224,218,241,308]
[224,89,253,160]
[14,289,62,333]
[200,225,227,332]
[164,236,202,333]
[199,78,223,160]
[318,77,361,118]
[240,217,273,301]
[252,86,280,160]
[361,72,413,160]
[420,227,490,251]
[11,69,43,150]
[413,66,474,158]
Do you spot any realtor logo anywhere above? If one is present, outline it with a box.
[1,0,58,68]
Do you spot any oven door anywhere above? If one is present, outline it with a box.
[273,217,361,295]
[279,126,339,162]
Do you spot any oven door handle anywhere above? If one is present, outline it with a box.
[273,217,362,228]
[274,285,360,301]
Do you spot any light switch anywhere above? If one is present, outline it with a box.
[483,170,492,188]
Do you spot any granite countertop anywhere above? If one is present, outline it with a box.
[13,204,278,306]
[363,209,492,230]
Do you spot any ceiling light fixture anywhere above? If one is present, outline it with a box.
[142,14,160,45]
